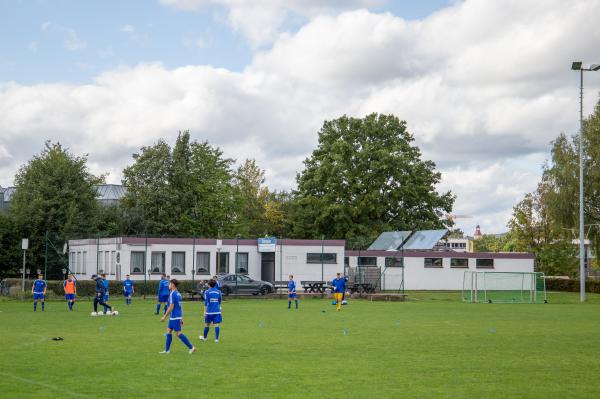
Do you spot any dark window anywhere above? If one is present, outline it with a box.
[385,257,403,267]
[151,252,165,273]
[307,253,337,264]
[171,252,186,274]
[130,251,145,274]
[196,252,210,274]
[344,257,349,267]
[424,258,443,268]
[217,252,229,274]
[450,258,468,268]
[476,258,494,269]
[236,252,249,274]
[357,256,377,267]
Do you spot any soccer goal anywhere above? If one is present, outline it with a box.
[462,271,547,303]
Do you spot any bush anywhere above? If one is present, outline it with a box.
[545,277,600,293]
[1,278,206,299]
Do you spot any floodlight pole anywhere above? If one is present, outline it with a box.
[572,61,600,302]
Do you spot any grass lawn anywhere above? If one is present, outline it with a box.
[1,291,600,398]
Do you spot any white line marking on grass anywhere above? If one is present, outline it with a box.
[0,371,96,399]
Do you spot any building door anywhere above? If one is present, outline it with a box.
[261,252,275,283]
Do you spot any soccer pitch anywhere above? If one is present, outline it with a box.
[1,293,600,398]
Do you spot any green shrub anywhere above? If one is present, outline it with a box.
[545,278,600,293]
[1,278,206,299]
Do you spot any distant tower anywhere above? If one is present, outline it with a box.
[473,225,482,240]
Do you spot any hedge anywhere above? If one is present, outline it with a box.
[0,278,206,299]
[544,277,600,294]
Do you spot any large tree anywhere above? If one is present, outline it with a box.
[291,113,454,246]
[121,131,238,237]
[9,142,103,278]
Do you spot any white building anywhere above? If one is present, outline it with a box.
[68,236,534,291]
[345,250,534,290]
[67,237,345,284]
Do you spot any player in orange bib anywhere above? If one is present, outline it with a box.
[63,274,77,311]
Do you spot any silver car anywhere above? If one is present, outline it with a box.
[217,274,274,296]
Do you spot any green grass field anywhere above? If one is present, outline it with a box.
[1,292,600,398]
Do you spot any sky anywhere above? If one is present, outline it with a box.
[1,0,600,237]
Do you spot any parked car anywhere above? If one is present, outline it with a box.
[217,274,274,296]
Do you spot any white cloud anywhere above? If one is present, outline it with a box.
[159,0,385,47]
[28,42,38,52]
[4,0,600,233]
[40,21,87,51]
[120,24,135,33]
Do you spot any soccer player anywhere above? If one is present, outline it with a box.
[123,274,134,305]
[212,275,221,290]
[287,274,298,309]
[63,274,76,311]
[32,274,46,312]
[160,279,196,354]
[156,273,170,315]
[92,275,113,314]
[331,272,346,311]
[102,274,110,313]
[200,279,222,343]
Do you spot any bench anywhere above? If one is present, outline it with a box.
[349,282,376,295]
[273,281,289,293]
[301,281,331,293]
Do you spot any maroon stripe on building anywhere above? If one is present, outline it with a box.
[344,249,534,259]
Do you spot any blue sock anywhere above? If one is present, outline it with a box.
[288,301,291,308]
[295,300,298,309]
[41,302,45,311]
[215,327,220,340]
[166,334,172,351]
[34,302,37,311]
[203,327,209,339]
[163,305,168,314]
[178,334,193,349]
[156,303,160,314]
[68,302,72,310]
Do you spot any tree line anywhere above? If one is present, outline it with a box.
[0,113,454,278]
[473,99,600,277]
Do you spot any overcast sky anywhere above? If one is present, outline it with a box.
[1,0,600,236]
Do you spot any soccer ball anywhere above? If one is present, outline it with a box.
[112,310,119,316]
[90,312,97,317]
[342,300,348,305]
[97,311,104,316]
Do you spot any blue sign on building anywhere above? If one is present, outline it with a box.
[257,237,277,252]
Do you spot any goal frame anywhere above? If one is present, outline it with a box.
[462,271,547,304]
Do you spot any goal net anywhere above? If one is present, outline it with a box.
[462,271,547,303]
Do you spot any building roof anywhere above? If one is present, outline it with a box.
[401,229,448,250]
[95,184,127,201]
[368,231,412,250]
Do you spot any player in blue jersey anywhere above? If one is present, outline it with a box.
[32,274,47,312]
[123,275,134,305]
[159,279,196,354]
[156,273,170,315]
[200,279,222,343]
[101,274,110,313]
[287,274,298,309]
[92,275,113,314]
[331,272,347,311]
[212,275,221,290]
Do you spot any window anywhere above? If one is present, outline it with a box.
[223,275,235,282]
[98,251,104,273]
[76,252,82,274]
[151,252,165,273]
[385,257,403,268]
[196,252,210,274]
[105,251,110,274]
[172,252,186,274]
[476,258,494,269]
[424,258,443,268]
[358,256,377,267]
[217,252,229,274]
[111,251,116,274]
[82,251,87,274]
[131,251,145,274]
[236,252,249,274]
[450,258,468,268]
[344,257,349,267]
[307,253,337,264]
